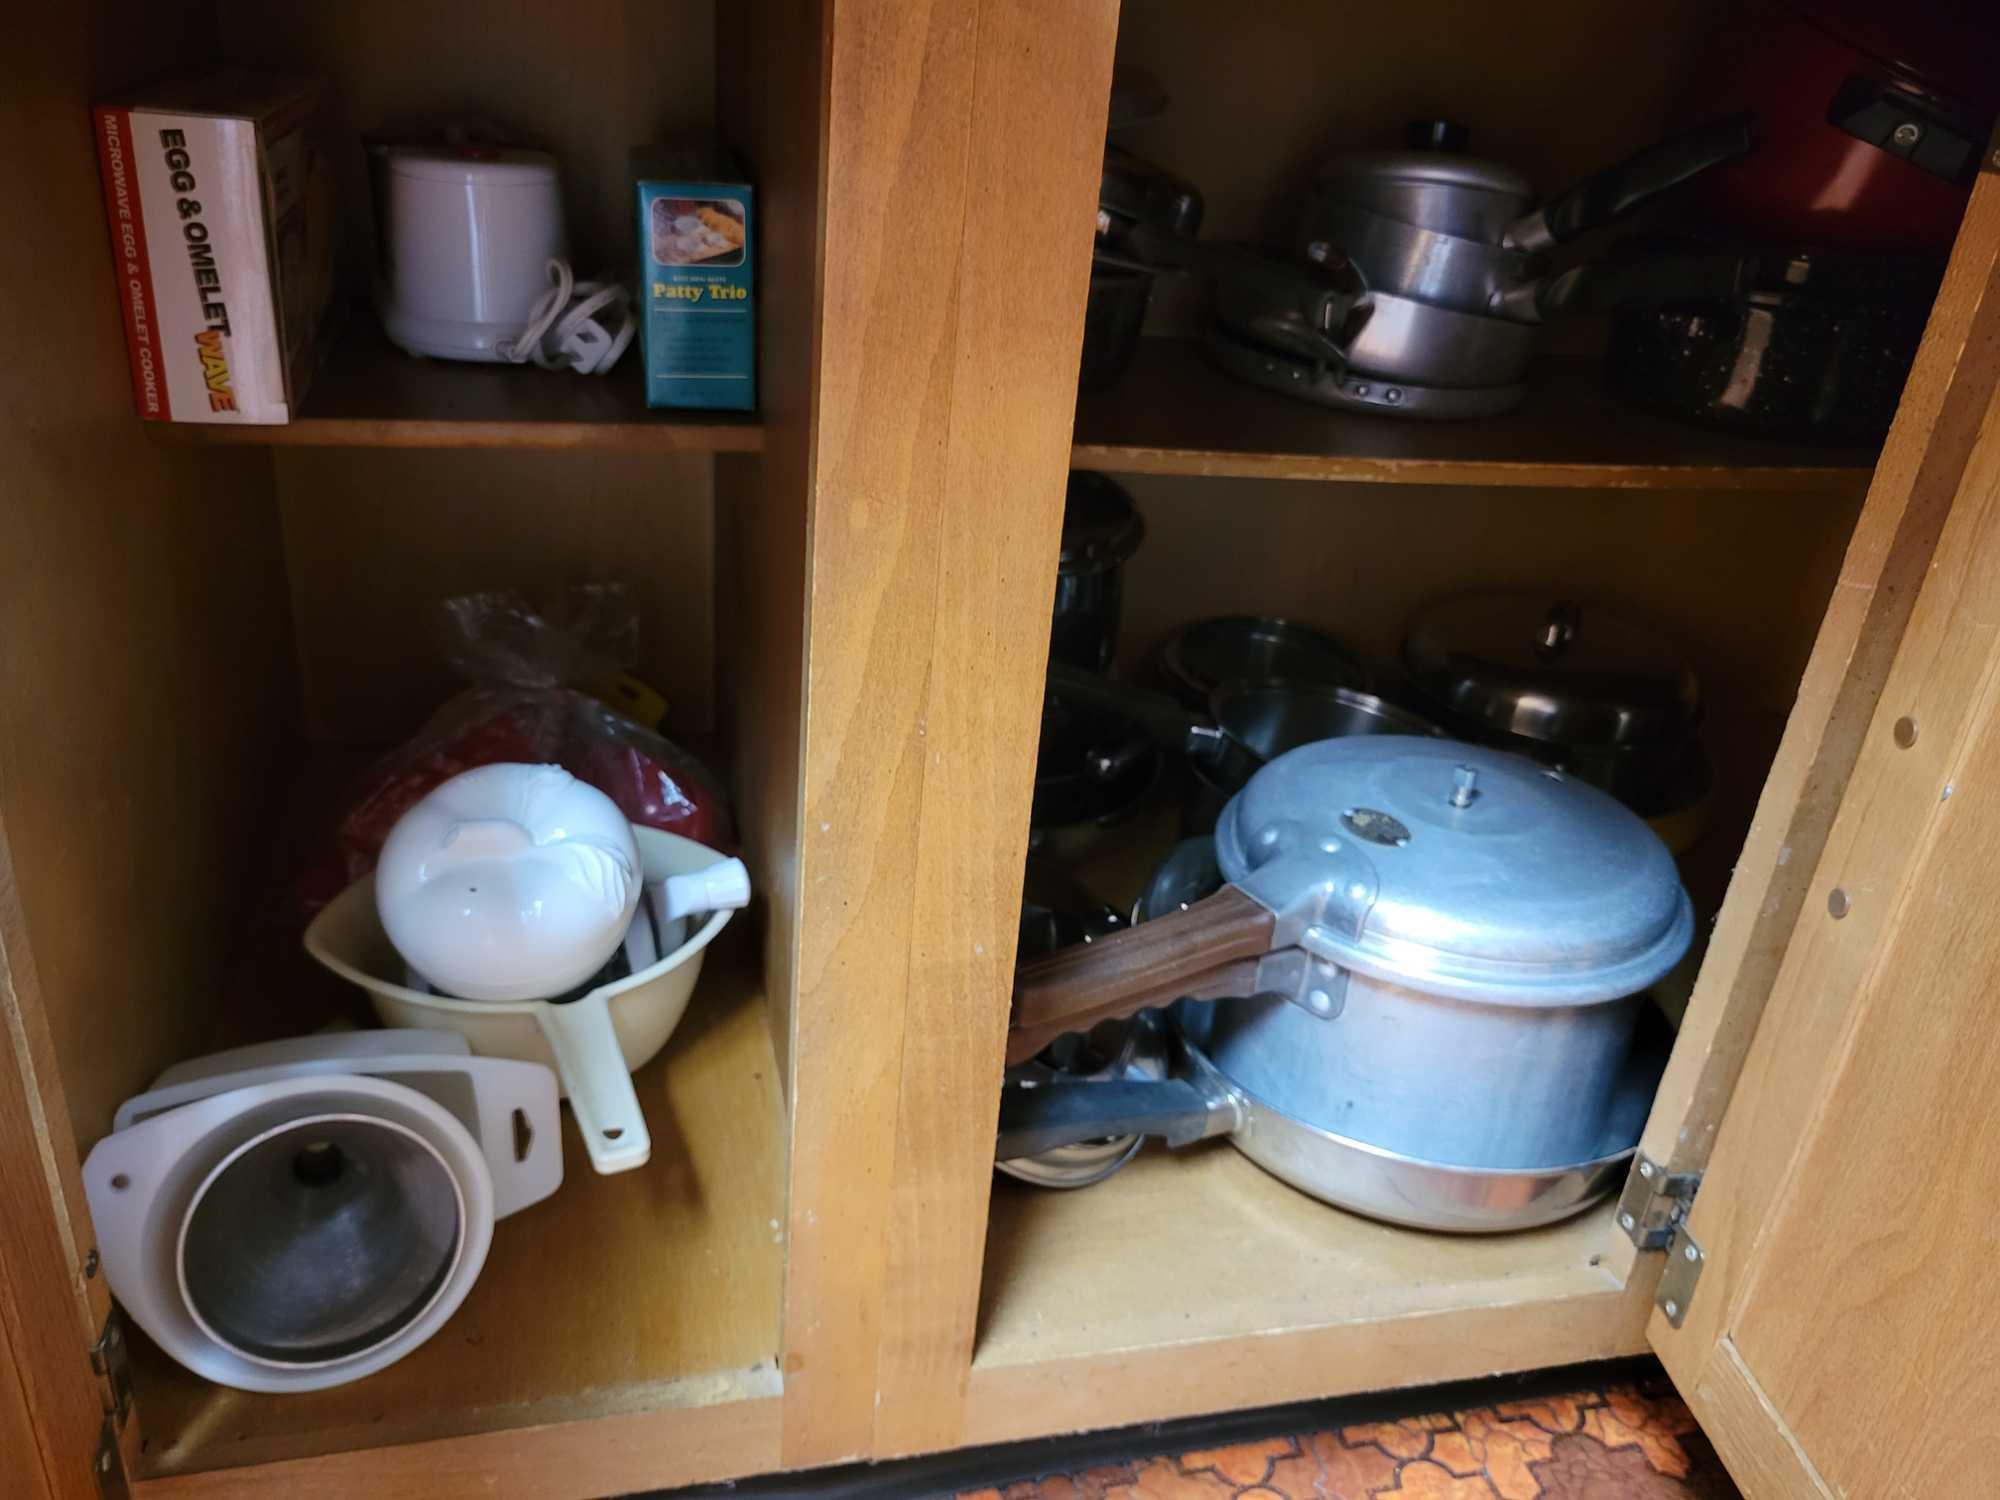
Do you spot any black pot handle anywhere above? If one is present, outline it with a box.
[996,1076,1235,1159]
[1200,243,1371,371]
[1049,661,1246,763]
[1504,113,1756,254]
[1495,250,1757,324]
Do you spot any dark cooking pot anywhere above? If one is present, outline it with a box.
[1050,473,1144,673]
[1045,662,1266,810]
[1082,146,1205,394]
[1183,681,1446,835]
[1402,594,1702,817]
[1029,687,1162,862]
[1079,268,1153,394]
[1001,738,1692,1230]
[1154,616,1369,711]
[1020,860,1127,962]
[1602,245,1944,443]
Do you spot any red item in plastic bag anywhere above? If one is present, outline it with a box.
[301,587,730,912]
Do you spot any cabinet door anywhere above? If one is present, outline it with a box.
[1648,173,2000,1496]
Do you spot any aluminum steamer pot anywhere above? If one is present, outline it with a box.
[1210,116,1755,418]
[1002,738,1692,1230]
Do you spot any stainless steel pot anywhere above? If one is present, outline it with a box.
[1003,738,1692,1230]
[1155,616,1368,710]
[998,1015,1670,1232]
[1046,662,1267,806]
[1208,115,1756,417]
[1183,681,1446,835]
[1402,594,1703,817]
[1301,116,1758,317]
[1207,322,1525,420]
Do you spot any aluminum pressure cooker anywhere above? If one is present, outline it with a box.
[1002,737,1692,1230]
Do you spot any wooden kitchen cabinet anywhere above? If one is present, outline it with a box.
[4,3,1997,1497]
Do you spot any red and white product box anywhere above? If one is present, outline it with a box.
[92,71,333,424]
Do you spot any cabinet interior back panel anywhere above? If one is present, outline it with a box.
[216,0,718,277]
[275,448,717,745]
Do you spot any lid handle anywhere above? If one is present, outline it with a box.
[1406,119,1471,153]
[1535,601,1581,661]
[1448,765,1481,808]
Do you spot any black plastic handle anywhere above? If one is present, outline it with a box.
[1497,250,1758,324]
[1202,243,1370,368]
[1048,663,1265,780]
[1049,662,1205,747]
[1506,113,1756,252]
[996,1077,1216,1159]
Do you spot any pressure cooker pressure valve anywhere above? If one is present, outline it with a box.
[1449,765,1481,809]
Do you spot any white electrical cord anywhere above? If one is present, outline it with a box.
[498,259,637,375]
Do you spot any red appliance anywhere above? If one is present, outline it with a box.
[1680,2,2000,253]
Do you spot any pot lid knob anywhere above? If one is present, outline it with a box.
[1535,600,1582,660]
[1448,765,1481,808]
[1407,119,1471,154]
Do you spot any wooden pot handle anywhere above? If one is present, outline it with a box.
[1008,886,1275,1065]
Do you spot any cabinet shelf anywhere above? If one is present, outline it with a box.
[965,1149,1641,1446]
[153,325,764,454]
[127,928,785,1489]
[1072,340,1876,492]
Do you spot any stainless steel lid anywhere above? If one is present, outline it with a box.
[1403,595,1700,750]
[1215,737,1692,1004]
[1058,472,1145,574]
[1318,150,1534,199]
[1156,616,1368,706]
[1312,122,1535,242]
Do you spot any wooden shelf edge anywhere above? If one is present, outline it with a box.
[1068,442,1871,492]
[143,322,765,454]
[955,1272,1648,1453]
[132,1388,785,1500]
[1071,341,1878,492]
[150,417,765,455]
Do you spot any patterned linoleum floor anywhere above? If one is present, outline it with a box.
[954,1379,1738,1500]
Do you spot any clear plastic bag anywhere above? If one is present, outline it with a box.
[302,585,731,911]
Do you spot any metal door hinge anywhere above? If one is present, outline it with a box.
[89,1308,132,1424]
[1616,1153,1700,1250]
[1656,1226,1706,1328]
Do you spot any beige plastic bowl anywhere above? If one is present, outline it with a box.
[304,827,735,1175]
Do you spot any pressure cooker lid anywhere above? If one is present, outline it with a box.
[1403,595,1700,750]
[1215,737,1692,1004]
[1059,472,1145,573]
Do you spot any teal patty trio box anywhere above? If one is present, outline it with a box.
[636,161,754,411]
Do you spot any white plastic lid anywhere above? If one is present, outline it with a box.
[380,145,559,187]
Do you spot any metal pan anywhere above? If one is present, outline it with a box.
[1207,323,1526,420]
[996,1009,1671,1232]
